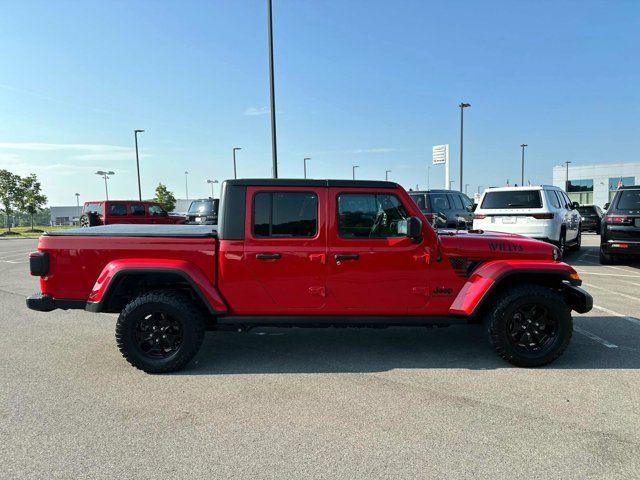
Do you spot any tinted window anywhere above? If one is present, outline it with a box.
[616,190,640,210]
[410,193,427,211]
[548,190,560,209]
[189,200,216,214]
[130,204,145,215]
[428,193,450,211]
[577,206,596,215]
[481,190,542,209]
[149,205,165,216]
[451,194,463,209]
[84,203,103,215]
[108,204,127,216]
[460,195,473,209]
[338,193,409,238]
[253,192,318,237]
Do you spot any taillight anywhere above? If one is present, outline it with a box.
[473,214,487,220]
[606,215,632,225]
[532,213,554,219]
[29,252,49,277]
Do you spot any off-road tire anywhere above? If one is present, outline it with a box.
[115,290,206,373]
[485,285,572,367]
[79,212,100,227]
[556,229,567,260]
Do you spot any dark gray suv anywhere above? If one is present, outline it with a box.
[409,190,474,229]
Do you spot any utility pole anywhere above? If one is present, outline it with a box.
[95,171,114,200]
[134,129,144,200]
[75,193,80,220]
[304,157,311,179]
[565,161,571,191]
[459,102,471,191]
[267,0,278,178]
[184,171,189,200]
[352,165,359,180]
[206,179,218,198]
[520,144,528,186]
[233,147,241,179]
[385,170,391,181]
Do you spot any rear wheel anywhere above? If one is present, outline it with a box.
[599,248,615,265]
[115,290,206,373]
[556,229,567,260]
[485,285,572,367]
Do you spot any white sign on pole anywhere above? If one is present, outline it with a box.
[432,144,450,189]
[432,145,448,165]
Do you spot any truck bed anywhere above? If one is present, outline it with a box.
[46,224,217,238]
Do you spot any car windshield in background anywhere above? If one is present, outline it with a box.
[481,190,542,209]
[188,200,216,214]
[578,207,595,215]
[616,189,640,210]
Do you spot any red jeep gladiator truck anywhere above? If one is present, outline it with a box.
[27,179,592,373]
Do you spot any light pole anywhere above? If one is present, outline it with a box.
[134,129,144,201]
[465,183,470,195]
[233,147,241,179]
[184,171,189,199]
[206,179,219,198]
[95,171,114,200]
[565,161,571,191]
[75,193,80,220]
[459,102,471,191]
[385,169,391,181]
[352,165,359,180]
[477,185,483,194]
[267,0,278,178]
[449,180,454,190]
[303,157,311,179]
[520,144,528,186]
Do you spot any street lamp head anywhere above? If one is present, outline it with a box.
[185,171,189,175]
[233,147,242,152]
[75,193,80,196]
[521,144,528,148]
[459,102,471,108]
[134,129,144,133]
[107,171,115,175]
[207,179,219,184]
[95,170,106,175]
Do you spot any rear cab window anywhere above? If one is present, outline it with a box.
[252,191,318,237]
[83,203,103,215]
[481,190,542,209]
[409,193,428,211]
[428,193,450,212]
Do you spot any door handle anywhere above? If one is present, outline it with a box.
[256,253,282,260]
[335,254,359,262]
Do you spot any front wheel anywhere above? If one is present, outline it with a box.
[485,285,572,367]
[115,290,206,373]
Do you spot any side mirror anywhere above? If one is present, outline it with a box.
[407,216,423,243]
[572,202,580,209]
[471,203,477,212]
[603,202,610,210]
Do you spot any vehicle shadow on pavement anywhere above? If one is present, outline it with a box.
[178,320,640,375]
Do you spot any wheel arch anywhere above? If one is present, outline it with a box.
[86,262,228,316]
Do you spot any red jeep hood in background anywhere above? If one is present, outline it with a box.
[438,229,556,261]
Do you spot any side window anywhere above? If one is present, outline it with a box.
[561,192,572,208]
[410,194,426,210]
[149,205,165,216]
[451,194,464,209]
[252,191,318,237]
[337,193,409,239]
[548,190,561,209]
[108,204,127,216]
[130,204,145,216]
[554,191,565,209]
[461,195,473,209]
[428,193,450,212]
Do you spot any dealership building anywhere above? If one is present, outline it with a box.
[552,162,640,207]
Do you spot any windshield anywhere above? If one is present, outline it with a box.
[616,189,640,210]
[481,190,542,209]
[188,200,218,214]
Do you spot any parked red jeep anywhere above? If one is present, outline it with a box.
[79,200,186,227]
[28,180,592,373]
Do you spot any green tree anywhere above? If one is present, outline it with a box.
[19,174,48,230]
[154,183,176,212]
[0,169,21,232]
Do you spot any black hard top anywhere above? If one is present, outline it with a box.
[224,179,398,188]
[409,190,465,194]
[46,224,217,238]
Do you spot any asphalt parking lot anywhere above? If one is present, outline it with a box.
[1,234,639,479]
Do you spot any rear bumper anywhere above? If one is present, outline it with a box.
[601,240,640,255]
[26,293,86,312]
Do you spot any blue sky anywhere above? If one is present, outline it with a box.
[1,0,638,205]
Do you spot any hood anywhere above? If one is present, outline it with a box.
[438,229,557,261]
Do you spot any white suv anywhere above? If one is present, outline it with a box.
[472,185,581,257]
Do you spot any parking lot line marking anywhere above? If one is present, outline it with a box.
[583,282,640,302]
[0,247,35,254]
[618,278,640,288]
[574,270,640,278]
[0,260,23,264]
[574,326,618,348]
[0,252,31,261]
[605,265,640,275]
[592,304,640,328]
